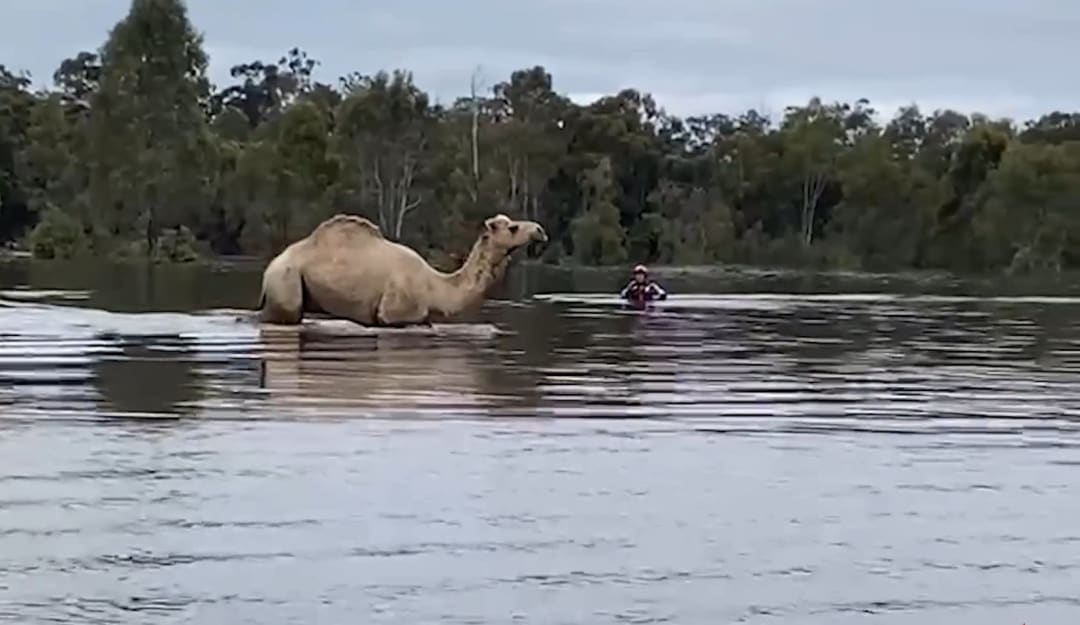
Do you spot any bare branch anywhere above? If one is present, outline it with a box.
[395,198,422,239]
[372,159,386,229]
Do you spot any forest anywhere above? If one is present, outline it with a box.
[2,0,1080,274]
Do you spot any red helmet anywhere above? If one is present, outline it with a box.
[632,264,648,274]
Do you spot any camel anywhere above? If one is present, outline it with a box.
[255,213,548,327]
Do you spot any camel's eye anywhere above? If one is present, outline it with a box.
[509,224,520,234]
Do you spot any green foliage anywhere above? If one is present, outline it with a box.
[2,0,1080,274]
[154,225,201,262]
[85,0,215,257]
[27,205,88,259]
[331,69,431,241]
[571,157,627,264]
[975,142,1080,274]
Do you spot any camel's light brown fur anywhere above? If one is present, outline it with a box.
[256,213,547,327]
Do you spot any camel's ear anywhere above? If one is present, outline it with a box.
[483,216,500,232]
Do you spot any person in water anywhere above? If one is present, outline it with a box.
[619,264,667,302]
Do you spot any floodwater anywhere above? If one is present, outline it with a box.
[1,259,1080,624]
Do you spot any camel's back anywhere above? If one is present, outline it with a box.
[298,213,437,301]
[301,213,429,269]
[307,213,385,248]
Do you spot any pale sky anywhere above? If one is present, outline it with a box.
[1,0,1078,122]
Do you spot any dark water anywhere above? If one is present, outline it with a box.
[2,258,1080,624]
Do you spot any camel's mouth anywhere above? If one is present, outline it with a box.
[524,240,546,258]
[503,225,548,260]
[523,230,549,258]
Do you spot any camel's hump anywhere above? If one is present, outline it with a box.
[311,213,385,241]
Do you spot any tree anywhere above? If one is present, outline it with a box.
[489,66,571,222]
[777,98,858,247]
[975,142,1080,273]
[6,3,1080,277]
[332,70,431,240]
[85,0,214,256]
[53,51,102,114]
[210,47,320,129]
[830,132,938,269]
[0,65,34,241]
[571,156,627,264]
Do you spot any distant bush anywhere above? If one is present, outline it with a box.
[27,206,89,260]
[156,226,201,263]
[108,225,202,263]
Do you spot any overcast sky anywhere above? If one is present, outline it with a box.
[1,0,1077,122]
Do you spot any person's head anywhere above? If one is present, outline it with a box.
[632,264,648,283]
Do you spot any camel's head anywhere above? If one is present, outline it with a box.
[482,214,548,258]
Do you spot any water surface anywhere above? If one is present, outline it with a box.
[1,259,1079,624]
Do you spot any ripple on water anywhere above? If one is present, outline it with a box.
[2,291,1080,431]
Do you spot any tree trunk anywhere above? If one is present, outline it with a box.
[470,71,480,203]
[802,170,827,247]
[144,206,155,257]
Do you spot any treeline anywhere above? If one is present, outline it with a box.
[2,0,1080,273]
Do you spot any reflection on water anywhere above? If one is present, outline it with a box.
[256,327,528,417]
[2,259,1080,624]
[94,336,204,417]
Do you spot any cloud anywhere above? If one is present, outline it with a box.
[1,0,1075,122]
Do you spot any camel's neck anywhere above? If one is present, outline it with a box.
[431,236,507,316]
